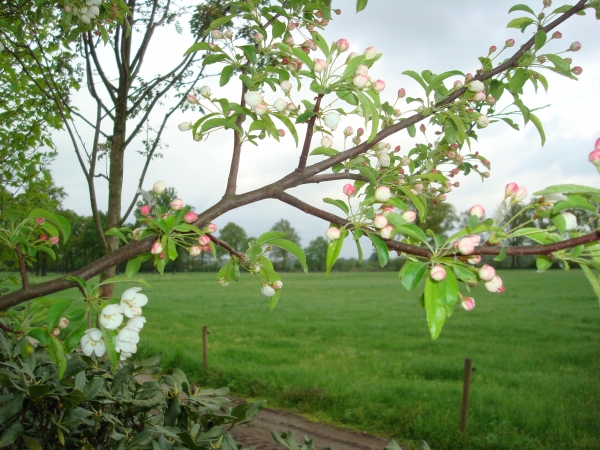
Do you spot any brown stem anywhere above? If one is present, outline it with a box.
[0,322,14,334]
[207,234,244,260]
[304,173,369,184]
[470,231,600,256]
[225,83,248,196]
[15,247,28,290]
[297,94,324,171]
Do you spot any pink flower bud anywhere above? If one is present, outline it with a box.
[402,211,416,223]
[50,236,59,245]
[468,234,481,246]
[58,317,69,329]
[199,235,211,246]
[210,29,223,39]
[430,265,446,281]
[206,223,218,233]
[278,129,285,137]
[161,213,169,219]
[397,88,406,98]
[457,237,475,255]
[254,103,268,115]
[505,38,515,47]
[151,241,163,255]
[346,52,359,63]
[313,58,327,73]
[187,94,199,104]
[484,275,503,293]
[453,80,463,88]
[170,199,183,211]
[184,212,198,224]
[272,280,283,290]
[153,180,166,194]
[373,214,388,229]
[343,126,353,137]
[561,211,577,231]
[505,182,519,196]
[372,79,386,93]
[140,204,151,216]
[159,253,165,260]
[543,0,552,6]
[254,32,264,44]
[569,41,581,52]
[469,205,485,219]
[552,31,562,39]
[353,75,369,89]
[467,254,481,265]
[564,57,572,64]
[515,186,527,201]
[379,225,394,239]
[382,207,394,215]
[321,136,333,148]
[326,227,341,241]
[461,297,476,311]
[51,327,61,338]
[357,127,365,137]
[571,66,582,75]
[190,245,202,256]
[489,45,497,53]
[473,91,486,102]
[419,124,426,133]
[343,183,356,197]
[40,234,48,241]
[588,149,600,167]
[374,186,391,203]
[36,217,45,225]
[335,38,349,52]
[280,80,293,93]
[468,80,484,92]
[486,94,496,104]
[465,73,473,82]
[363,46,377,60]
[479,264,496,281]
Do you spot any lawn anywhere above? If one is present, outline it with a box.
[36,270,600,449]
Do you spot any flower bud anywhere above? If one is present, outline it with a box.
[373,214,388,229]
[278,129,285,137]
[505,182,519,196]
[353,75,369,89]
[284,36,295,46]
[161,213,169,220]
[561,212,577,231]
[461,297,476,311]
[379,225,394,239]
[219,277,229,287]
[151,241,163,254]
[564,57,572,64]
[36,217,45,225]
[199,86,211,98]
[363,46,377,59]
[419,123,426,133]
[473,91,486,102]
[211,29,223,39]
[569,41,581,52]
[479,264,496,281]
[476,114,489,128]
[457,237,475,255]
[343,126,354,137]
[543,0,552,7]
[40,234,48,241]
[184,212,198,224]
[280,80,293,93]
[467,254,481,265]
[373,79,386,93]
[261,285,276,297]
[255,32,264,44]
[357,128,365,137]
[355,64,368,77]
[178,122,193,131]
[244,91,263,107]
[515,186,527,202]
[80,14,91,25]
[206,223,218,233]
[326,227,341,241]
[187,94,199,104]
[273,98,287,112]
[323,112,341,130]
[343,183,356,197]
[58,317,69,329]
[588,149,600,167]
[402,211,417,223]
[484,275,503,293]
[375,186,391,202]
[170,198,183,211]
[335,38,349,52]
[153,180,166,194]
[489,45,497,53]
[321,136,333,148]
[272,280,283,290]
[467,80,484,92]
[313,58,327,73]
[346,52,359,63]
[470,205,485,219]
[254,103,268,116]
[552,31,562,39]
[430,265,446,281]
[486,94,496,104]
[49,236,59,245]
[397,88,406,98]
[51,327,61,338]
[571,66,582,75]
[453,80,464,89]
[505,38,515,47]
[190,245,202,256]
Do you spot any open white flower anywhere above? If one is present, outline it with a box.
[116,328,140,355]
[121,287,148,318]
[124,316,146,332]
[80,328,106,357]
[99,304,124,330]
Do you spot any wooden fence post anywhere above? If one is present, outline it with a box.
[459,358,473,432]
[202,326,208,368]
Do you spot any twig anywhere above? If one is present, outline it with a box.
[15,247,29,290]
[304,173,369,184]
[206,234,245,260]
[297,94,323,171]
[225,84,248,196]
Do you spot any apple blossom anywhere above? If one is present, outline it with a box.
[140,204,151,216]
[473,91,486,102]
[505,38,515,47]
[489,45,497,53]
[187,94,199,105]
[206,223,218,233]
[190,245,202,256]
[378,153,391,167]
[467,255,482,265]
[280,80,293,93]
[323,112,341,130]
[36,217,45,225]
[461,297,476,311]
[199,86,211,98]
[552,31,562,39]
[150,241,163,254]
[273,98,287,112]
[99,304,124,330]
[153,180,166,194]
[121,287,148,319]
[169,198,183,211]
[80,328,106,357]
[115,327,140,356]
[51,327,61,337]
[485,275,504,293]
[430,265,446,281]
[515,186,527,202]
[373,79,386,93]
[353,75,369,89]
[402,211,417,223]
[178,122,193,131]
[571,66,583,76]
[379,225,394,240]
[326,227,341,241]
[589,149,600,167]
[254,103,268,115]
[561,212,577,231]
[58,317,69,329]
[569,41,581,51]
[272,280,283,290]
[476,114,489,128]
[335,38,349,52]
[321,136,333,148]
[505,182,519,196]
[467,80,484,92]
[469,205,485,219]
[355,64,369,77]
[244,91,263,107]
[278,129,285,137]
[457,237,475,255]
[343,184,356,197]
[313,58,327,73]
[469,234,481,245]
[261,285,276,297]
[254,32,264,44]
[364,46,377,59]
[40,234,48,241]
[80,14,91,24]
[397,88,406,98]
[373,214,388,229]
[199,235,211,246]
[184,211,198,223]
[49,237,59,245]
[375,186,391,203]
[479,264,496,281]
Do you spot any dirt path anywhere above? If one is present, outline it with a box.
[229,406,390,450]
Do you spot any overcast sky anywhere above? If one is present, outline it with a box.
[50,0,600,257]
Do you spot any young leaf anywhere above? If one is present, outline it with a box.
[424,277,447,340]
[268,239,309,273]
[367,233,390,268]
[400,260,427,291]
[323,197,349,215]
[47,298,74,330]
[220,65,235,87]
[581,265,600,307]
[529,113,546,146]
[356,0,368,12]
[257,231,288,245]
[326,233,346,275]
[402,70,428,91]
[493,246,507,262]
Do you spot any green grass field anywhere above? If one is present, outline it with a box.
[38,270,600,449]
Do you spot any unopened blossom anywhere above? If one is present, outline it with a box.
[190,245,202,257]
[470,205,485,219]
[178,122,193,131]
[373,214,388,229]
[430,265,446,281]
[343,184,356,197]
[58,317,69,329]
[206,223,218,233]
[467,255,481,265]
[323,112,341,130]
[184,212,198,223]
[505,182,519,196]
[469,234,481,245]
[552,31,562,39]
[467,80,484,92]
[80,14,91,24]
[363,46,377,59]
[346,52,359,63]
[210,29,223,39]
[326,227,341,241]
[153,181,166,194]
[261,285,276,298]
[484,275,503,293]
[543,0,552,6]
[321,136,333,148]
[589,149,600,167]
[278,129,285,137]
[397,88,406,98]
[140,205,151,216]
[473,91,486,102]
[187,94,199,104]
[199,86,211,98]
[99,304,124,330]
[39,234,48,241]
[373,79,386,93]
[569,41,581,52]
[313,58,327,73]
[355,64,369,77]
[280,80,293,93]
[244,91,263,107]
[284,36,295,46]
[335,38,349,52]
[254,32,264,44]
[561,212,577,231]
[35,217,45,225]
[273,98,287,112]
[514,186,527,202]
[353,75,369,89]
[505,38,515,47]
[489,45,497,53]
[199,235,211,246]
[80,328,106,357]
[486,94,496,104]
[374,186,391,203]
[378,153,391,167]
[167,199,182,211]
[343,126,353,137]
[379,225,394,239]
[571,66,583,75]
[476,114,490,128]
[254,103,268,115]
[479,264,496,281]
[402,211,417,223]
[150,241,163,255]
[419,123,426,133]
[50,236,59,245]
[461,297,476,311]
[121,287,148,319]
[457,237,475,255]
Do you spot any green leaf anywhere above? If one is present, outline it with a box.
[402,70,428,92]
[493,246,507,262]
[440,269,459,307]
[310,147,339,157]
[386,197,409,211]
[551,213,566,234]
[0,421,23,447]
[508,4,536,15]
[326,233,346,275]
[183,42,213,56]
[47,298,74,330]
[356,0,368,12]
[400,260,427,291]
[425,70,463,97]
[220,65,235,87]
[269,289,282,310]
[203,14,236,38]
[105,227,128,243]
[36,246,56,261]
[125,257,143,278]
[268,239,308,274]
[509,227,555,244]
[453,264,478,284]
[48,337,67,379]
[506,16,534,31]
[272,112,299,146]
[534,30,547,51]
[536,255,553,271]
[367,233,390,268]
[323,197,349,215]
[545,54,570,72]
[397,225,429,245]
[581,265,600,307]
[534,184,600,196]
[239,74,254,90]
[552,195,597,214]
[0,395,24,426]
[508,68,529,93]
[296,111,314,124]
[424,277,446,340]
[292,47,313,70]
[257,231,287,245]
[407,124,416,138]
[529,113,546,146]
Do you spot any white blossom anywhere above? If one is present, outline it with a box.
[80,328,106,357]
[99,304,124,330]
[120,287,148,318]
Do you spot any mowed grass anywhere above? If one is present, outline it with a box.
[38,270,600,449]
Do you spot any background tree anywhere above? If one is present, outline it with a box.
[270,220,301,270]
[217,222,249,257]
[304,237,328,272]
[417,199,460,237]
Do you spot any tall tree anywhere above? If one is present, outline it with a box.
[217,222,249,256]
[304,237,328,272]
[270,219,301,270]
[417,199,459,237]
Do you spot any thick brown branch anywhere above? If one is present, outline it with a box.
[225,84,248,196]
[16,247,28,290]
[297,94,323,170]
[471,231,600,256]
[207,234,244,260]
[304,173,369,184]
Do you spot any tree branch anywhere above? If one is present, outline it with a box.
[297,94,323,170]
[225,83,248,196]
[471,231,600,256]
[304,173,369,184]
[86,34,118,102]
[207,234,245,260]
[15,247,28,290]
